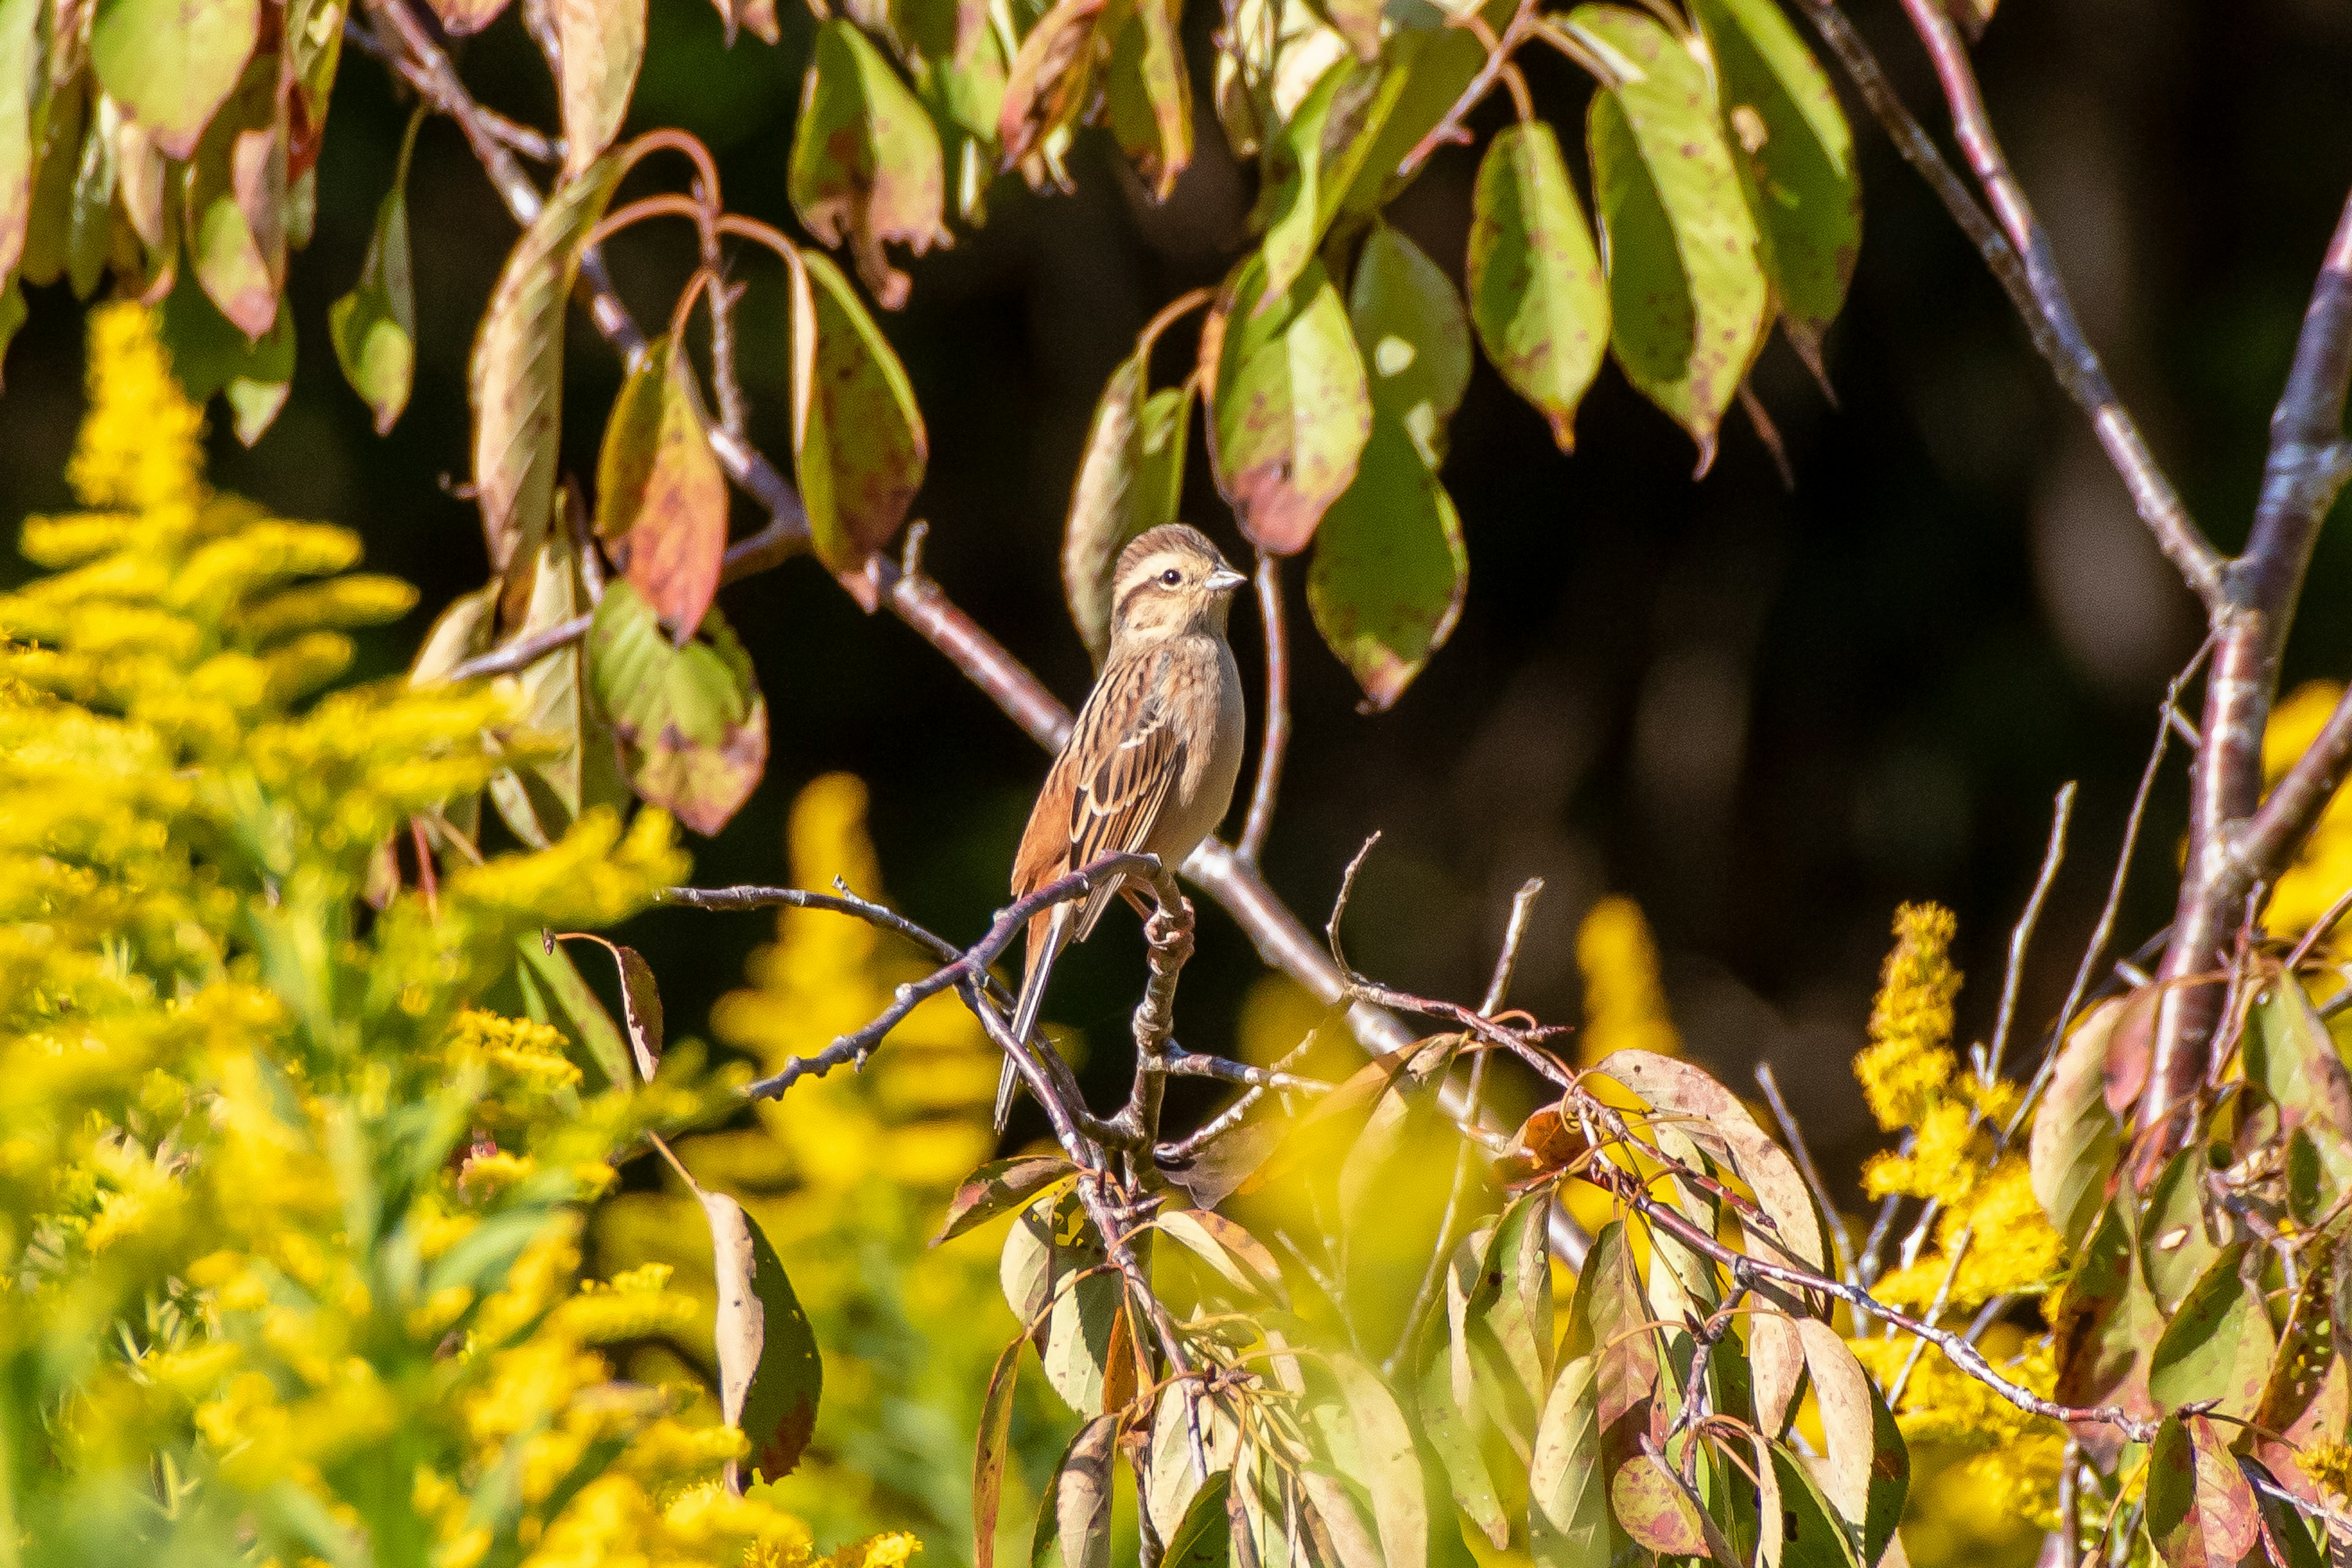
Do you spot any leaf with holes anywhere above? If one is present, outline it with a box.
[701,1188,823,1487]
[1577,3,1766,468]
[1203,252,1370,556]
[597,334,728,638]
[91,0,258,159]
[791,20,949,309]
[331,110,420,434]
[1065,333,1193,663]
[936,1155,1081,1245]
[1467,122,1608,451]
[2030,995,2127,1248]
[472,157,626,578]
[1352,224,1470,463]
[2246,973,2352,1139]
[2149,1246,2276,1420]
[2147,1414,2259,1568]
[2140,1148,2221,1313]
[1689,0,1859,380]
[791,248,929,601]
[586,580,767,835]
[554,0,644,175]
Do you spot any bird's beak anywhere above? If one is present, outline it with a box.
[1207,567,1249,595]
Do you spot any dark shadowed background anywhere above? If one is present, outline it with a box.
[6,0,2351,1201]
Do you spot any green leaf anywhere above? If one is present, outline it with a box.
[1307,421,1464,712]
[1458,1185,1555,1453]
[935,1155,1082,1245]
[790,248,930,600]
[1527,1353,1626,1568]
[1467,123,1608,451]
[1790,1319,1906,1566]
[1352,225,1470,461]
[330,109,421,434]
[2048,1199,2161,1452]
[184,51,285,341]
[586,580,768,835]
[2029,996,2127,1249]
[486,523,630,850]
[1314,1354,1428,1568]
[2139,1147,2221,1314]
[1205,252,1371,556]
[0,0,40,281]
[552,0,644,176]
[1259,59,1357,309]
[64,94,113,301]
[595,334,729,638]
[513,932,635,1090]
[2247,973,2352,1139]
[1065,338,1193,663]
[1156,1207,1290,1305]
[700,1187,824,1485]
[1575,3,1767,468]
[1689,0,1860,379]
[18,69,83,288]
[791,20,949,310]
[1413,1311,1508,1548]
[1000,1189,1123,1415]
[996,0,1104,175]
[91,0,258,160]
[470,156,627,580]
[1164,1471,1234,1568]
[159,270,295,445]
[2146,1414,2258,1568]
[1761,1441,1863,1568]
[2149,1246,2276,1419]
[1103,0,1191,199]
[285,0,344,179]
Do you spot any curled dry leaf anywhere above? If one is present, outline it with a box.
[997,0,1106,173]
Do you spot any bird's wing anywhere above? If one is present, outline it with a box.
[1011,652,1183,947]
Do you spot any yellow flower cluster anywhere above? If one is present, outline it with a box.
[1575,895,1679,1068]
[2301,1437,2352,1501]
[1855,903,1962,1132]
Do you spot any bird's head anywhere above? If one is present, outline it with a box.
[1107,524,1249,646]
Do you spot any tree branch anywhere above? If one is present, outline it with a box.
[1237,551,1289,868]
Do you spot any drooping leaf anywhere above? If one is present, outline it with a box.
[2248,1457,2328,1568]
[1035,1413,1118,1568]
[790,248,929,601]
[1413,1311,1508,1548]
[1527,1353,1623,1568]
[470,155,627,581]
[1466,122,1608,451]
[1103,0,1191,198]
[330,108,421,434]
[1575,3,1767,467]
[554,0,644,175]
[1156,1208,1290,1305]
[513,932,634,1089]
[1308,420,1464,714]
[1146,1381,1242,1545]
[1792,1319,1907,1565]
[1351,224,1470,465]
[1000,1189,1123,1415]
[2139,1148,2221,1314]
[17,67,80,290]
[2250,1265,2349,1507]
[90,0,258,160]
[486,522,630,848]
[2048,1199,2161,1468]
[1257,59,1357,309]
[1204,252,1371,556]
[569,937,663,1082]
[182,51,287,341]
[699,1188,824,1487]
[285,0,343,178]
[595,334,729,638]
[1065,336,1193,663]
[975,1336,1024,1568]
[2148,1246,2276,1420]
[791,20,949,309]
[2030,996,2127,1249]
[586,580,768,835]
[997,0,1104,175]
[1762,1441,1863,1568]
[1314,1354,1428,1568]
[1164,1471,1235,1568]
[426,0,513,34]
[1750,1311,1804,1441]
[0,0,40,282]
[1457,1185,1555,1454]
[2246,973,2352,1139]
[936,1155,1082,1245]
[2146,1414,2259,1568]
[1688,0,1860,379]
[159,270,295,444]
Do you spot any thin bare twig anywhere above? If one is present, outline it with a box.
[1236,552,1289,867]
[1985,783,2076,1084]
[442,612,595,684]
[1755,1062,1855,1284]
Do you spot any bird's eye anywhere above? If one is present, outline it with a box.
[1159,568,1182,587]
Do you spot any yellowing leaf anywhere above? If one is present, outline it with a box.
[487,522,630,849]
[790,20,949,310]
[587,580,768,835]
[1204,252,1370,555]
[0,0,40,281]
[330,110,421,434]
[700,1187,824,1487]
[91,0,258,160]
[184,53,286,341]
[790,249,928,602]
[596,334,728,638]
[2147,1414,2260,1568]
[554,0,645,175]
[1468,122,1608,451]
[1064,333,1192,663]
[1102,0,1191,198]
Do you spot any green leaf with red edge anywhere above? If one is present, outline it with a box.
[1575,3,1767,470]
[1203,251,1371,556]
[586,580,768,835]
[286,0,344,179]
[699,1187,823,1487]
[1467,122,1608,452]
[91,0,258,160]
[2030,995,2127,1249]
[791,247,929,602]
[2149,1246,2276,1420]
[974,1335,1023,1568]
[471,156,627,579]
[331,109,421,435]
[553,0,644,176]
[1064,336,1193,664]
[426,0,512,34]
[486,519,630,848]
[159,268,295,445]
[791,20,949,310]
[1688,0,1860,382]
[0,0,40,282]
[1102,0,1190,199]
[2147,1414,2259,1568]
[935,1155,1082,1245]
[1035,1412,1119,1568]
[183,50,285,342]
[595,334,729,638]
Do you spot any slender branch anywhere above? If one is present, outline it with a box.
[1236,552,1289,867]
[1396,0,1539,178]
[1754,1062,1855,1284]
[1984,783,2075,1084]
[1110,879,1197,1151]
[1798,0,2225,605]
[2144,185,2352,1139]
[442,612,594,684]
[657,881,966,967]
[1158,1050,1333,1097]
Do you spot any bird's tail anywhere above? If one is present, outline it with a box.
[995,903,1071,1132]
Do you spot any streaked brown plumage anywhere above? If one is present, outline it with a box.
[997,523,1250,1129]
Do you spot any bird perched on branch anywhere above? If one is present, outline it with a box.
[997,523,1250,1130]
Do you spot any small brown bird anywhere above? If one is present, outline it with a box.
[997,524,1250,1129]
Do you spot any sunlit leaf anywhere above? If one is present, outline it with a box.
[1000,1189,1122,1415]
[2139,1147,2220,1313]
[1157,1208,1290,1305]
[1307,421,1463,713]
[513,933,635,1090]
[2029,997,2127,1248]
[159,269,294,445]
[2048,1198,2161,1469]
[1791,1319,1906,1565]
[586,580,767,835]
[1467,123,1608,451]
[700,1187,824,1487]
[1103,0,1191,198]
[1528,1353,1621,1568]
[791,20,950,309]
[91,0,258,160]
[1165,1471,1234,1568]
[1413,1312,1508,1548]
[566,936,664,1082]
[471,156,627,579]
[790,248,929,602]
[2247,973,2352,1139]
[1762,1441,1863,1568]
[0,0,39,282]
[1314,1353,1427,1568]
[1035,1412,1118,1568]
[2148,1245,2277,1420]
[554,0,644,175]
[936,1155,1082,1245]
[997,0,1104,175]
[2146,1414,2259,1568]
[330,109,421,434]
[975,1336,1023,1568]
[1577,3,1767,468]
[1689,0,1860,380]
[285,0,344,178]
[1352,224,1470,462]
[595,334,729,638]
[1204,252,1370,555]
[1065,335,1193,663]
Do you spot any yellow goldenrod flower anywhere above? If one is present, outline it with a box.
[1855,903,1961,1133]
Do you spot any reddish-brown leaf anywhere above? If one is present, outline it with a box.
[600,336,728,640]
[973,1335,1022,1568]
[426,0,514,34]
[2147,1414,2259,1568]
[789,249,928,600]
[935,1155,1080,1246]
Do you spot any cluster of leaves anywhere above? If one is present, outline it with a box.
[0,301,905,1566]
